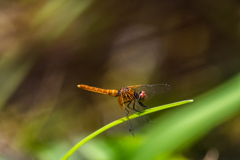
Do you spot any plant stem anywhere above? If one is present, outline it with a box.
[61,99,193,160]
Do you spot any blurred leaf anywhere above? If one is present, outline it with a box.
[0,48,34,110]
[61,100,193,160]
[32,0,93,42]
[132,72,240,160]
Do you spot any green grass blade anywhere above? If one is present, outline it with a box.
[132,72,240,160]
[60,99,193,160]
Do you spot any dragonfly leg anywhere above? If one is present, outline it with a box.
[124,108,135,137]
[125,101,141,112]
[118,95,135,136]
[124,101,131,105]
[133,102,142,112]
[139,102,153,124]
[125,107,129,115]
[139,102,150,109]
[125,101,132,109]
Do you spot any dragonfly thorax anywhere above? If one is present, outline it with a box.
[119,87,136,101]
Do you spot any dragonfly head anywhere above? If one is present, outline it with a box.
[138,91,147,102]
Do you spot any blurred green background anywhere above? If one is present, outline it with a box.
[0,0,240,159]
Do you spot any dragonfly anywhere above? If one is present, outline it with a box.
[77,84,171,136]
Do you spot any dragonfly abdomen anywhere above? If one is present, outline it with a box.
[78,84,118,96]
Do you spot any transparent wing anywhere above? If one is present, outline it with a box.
[124,98,152,126]
[129,84,171,101]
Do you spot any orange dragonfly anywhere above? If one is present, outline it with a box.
[77,84,171,136]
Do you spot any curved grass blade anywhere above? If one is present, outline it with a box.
[60,99,194,160]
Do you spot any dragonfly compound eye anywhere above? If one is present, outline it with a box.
[138,91,147,102]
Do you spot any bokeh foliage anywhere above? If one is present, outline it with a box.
[0,0,240,159]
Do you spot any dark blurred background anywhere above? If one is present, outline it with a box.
[0,0,240,160]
